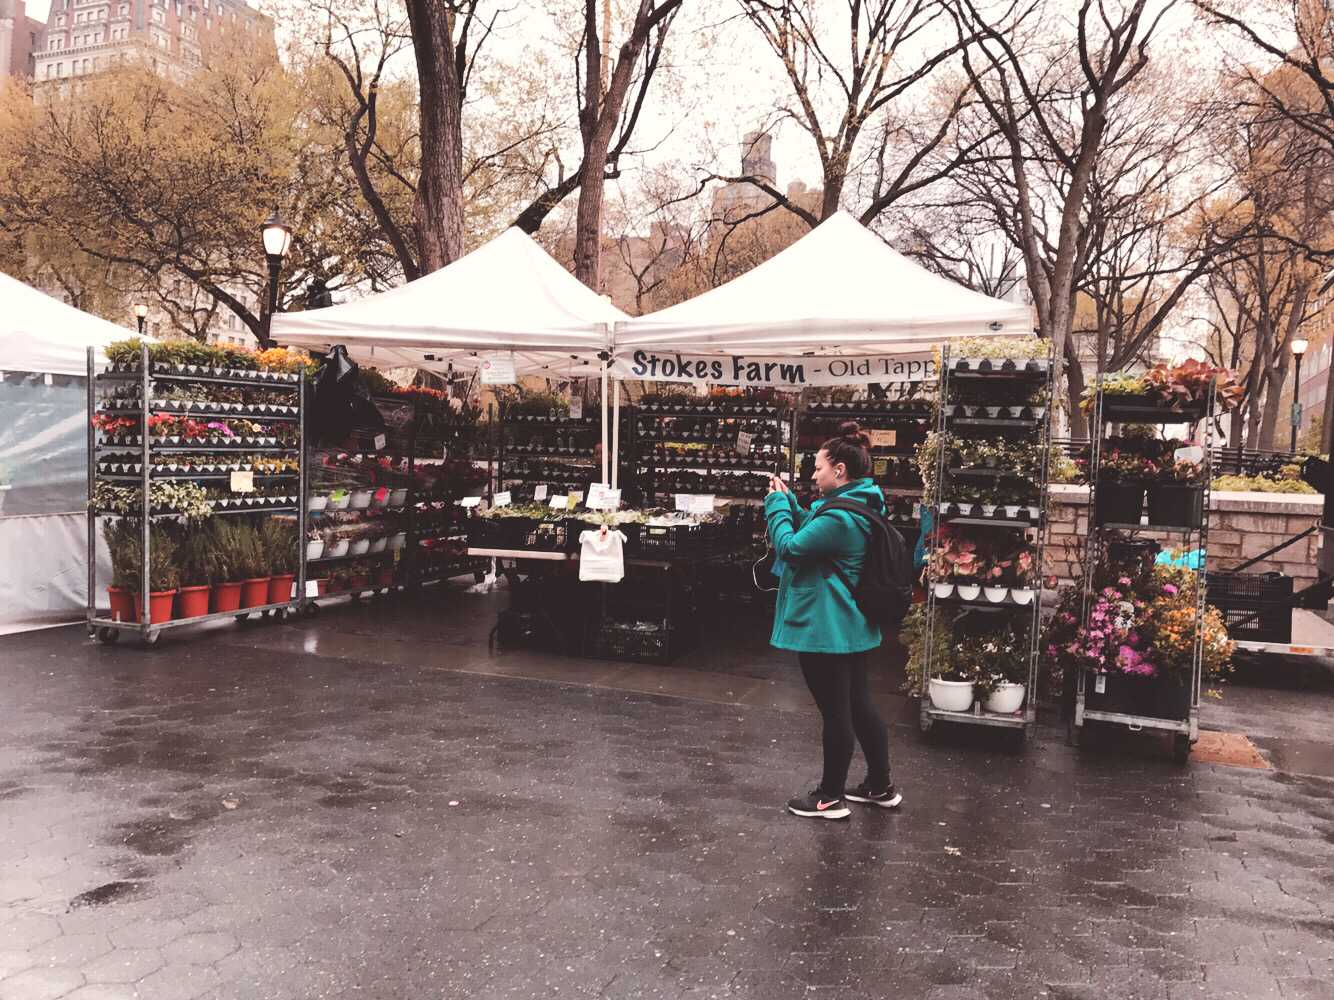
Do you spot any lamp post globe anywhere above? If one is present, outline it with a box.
[133,302,148,336]
[1291,338,1309,453]
[259,209,292,348]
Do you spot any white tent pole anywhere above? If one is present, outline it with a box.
[600,354,609,485]
[611,377,621,490]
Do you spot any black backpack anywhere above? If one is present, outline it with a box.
[812,497,914,629]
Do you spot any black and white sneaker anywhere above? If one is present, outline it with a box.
[786,788,851,820]
[844,782,903,809]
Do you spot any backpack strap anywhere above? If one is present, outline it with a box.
[810,497,890,593]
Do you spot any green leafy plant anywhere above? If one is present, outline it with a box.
[260,519,299,575]
[1212,474,1317,494]
[175,526,220,587]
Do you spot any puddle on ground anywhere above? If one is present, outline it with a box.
[69,880,145,909]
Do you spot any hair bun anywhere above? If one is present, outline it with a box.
[837,420,871,448]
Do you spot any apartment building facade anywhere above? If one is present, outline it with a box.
[0,0,42,80]
[34,0,272,86]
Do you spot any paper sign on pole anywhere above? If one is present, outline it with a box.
[569,396,583,419]
[587,483,610,508]
[550,494,568,509]
[869,429,897,448]
[674,494,691,512]
[589,488,620,511]
[373,433,387,451]
[534,484,549,501]
[736,431,754,456]
[676,494,715,514]
[305,580,320,598]
[230,470,255,493]
[479,354,517,385]
[459,496,482,508]
[493,491,512,507]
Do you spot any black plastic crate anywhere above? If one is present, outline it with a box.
[465,517,536,549]
[637,522,718,557]
[586,621,678,664]
[1206,572,1293,644]
[565,520,642,556]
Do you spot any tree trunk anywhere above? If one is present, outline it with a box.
[405,1,467,273]
[1064,336,1088,440]
[574,145,610,290]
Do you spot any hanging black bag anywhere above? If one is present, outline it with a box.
[310,345,386,444]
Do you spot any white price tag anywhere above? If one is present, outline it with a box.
[1095,674,1107,694]
[305,580,319,598]
[869,429,897,448]
[569,396,583,419]
[493,491,512,507]
[590,488,621,511]
[373,433,386,451]
[586,483,609,508]
[550,494,568,509]
[569,490,584,504]
[689,495,716,515]
[1174,445,1204,464]
[230,470,255,493]
[534,484,549,501]
[674,494,691,512]
[459,496,482,508]
[479,353,517,385]
[736,431,754,456]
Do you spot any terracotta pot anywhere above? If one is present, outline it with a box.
[240,577,271,608]
[134,589,178,624]
[176,585,211,619]
[267,574,295,605]
[210,581,243,613]
[348,573,370,591]
[314,578,329,596]
[107,586,137,623]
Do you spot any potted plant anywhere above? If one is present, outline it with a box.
[346,559,372,593]
[263,519,298,604]
[928,662,975,712]
[306,526,325,561]
[1146,459,1205,528]
[1094,451,1150,525]
[103,519,141,622]
[205,522,243,613]
[134,530,180,624]
[973,626,1028,714]
[232,523,270,609]
[175,527,216,619]
[929,529,982,600]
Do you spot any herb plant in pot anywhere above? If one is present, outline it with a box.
[1146,460,1204,528]
[103,519,141,622]
[175,527,216,619]
[262,519,298,604]
[134,530,180,624]
[1094,452,1148,525]
[208,522,244,612]
[232,523,271,608]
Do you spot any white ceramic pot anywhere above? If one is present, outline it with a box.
[1004,505,1021,519]
[933,582,954,599]
[956,584,981,601]
[369,536,388,553]
[981,504,996,517]
[329,493,351,511]
[308,494,329,512]
[984,586,1008,603]
[388,532,408,552]
[326,539,350,558]
[306,540,325,560]
[349,538,371,555]
[389,488,409,507]
[350,489,374,510]
[985,683,1026,715]
[1011,588,1035,605]
[928,678,975,712]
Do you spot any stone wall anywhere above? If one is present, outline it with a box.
[1044,485,1325,590]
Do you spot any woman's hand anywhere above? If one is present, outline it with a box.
[768,475,790,496]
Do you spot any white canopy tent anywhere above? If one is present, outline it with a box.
[0,271,139,634]
[0,270,138,376]
[272,227,624,371]
[613,210,1033,355]
[272,226,629,481]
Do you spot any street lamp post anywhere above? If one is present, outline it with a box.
[259,209,293,348]
[1291,337,1309,453]
[134,302,148,336]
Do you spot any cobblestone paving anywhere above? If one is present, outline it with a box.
[1,604,1332,1000]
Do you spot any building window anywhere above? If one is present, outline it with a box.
[83,58,90,72]
[44,65,53,78]
[56,61,63,75]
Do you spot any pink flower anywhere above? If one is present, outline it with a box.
[1163,584,1178,595]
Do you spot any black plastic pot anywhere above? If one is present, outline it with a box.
[1146,484,1204,528]
[1094,481,1145,525]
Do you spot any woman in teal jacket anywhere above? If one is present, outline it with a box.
[765,421,900,821]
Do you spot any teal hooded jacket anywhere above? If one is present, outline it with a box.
[763,478,884,654]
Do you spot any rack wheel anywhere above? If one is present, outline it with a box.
[1173,734,1192,764]
[95,627,120,644]
[235,612,252,623]
[142,630,161,647]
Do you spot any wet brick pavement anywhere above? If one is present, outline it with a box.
[1,587,1333,999]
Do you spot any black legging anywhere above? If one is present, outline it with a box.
[798,652,892,797]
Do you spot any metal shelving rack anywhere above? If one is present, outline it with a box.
[86,343,305,646]
[496,408,608,499]
[1071,379,1215,762]
[919,347,1054,745]
[305,395,481,604]
[633,400,794,504]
